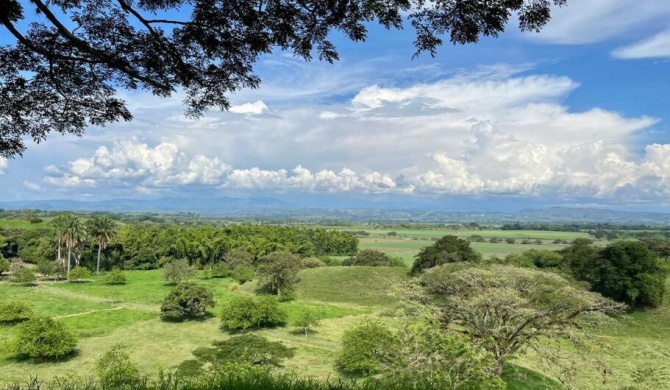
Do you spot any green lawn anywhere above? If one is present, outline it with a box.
[2,267,669,389]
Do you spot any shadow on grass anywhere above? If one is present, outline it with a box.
[11,349,81,365]
[288,328,319,336]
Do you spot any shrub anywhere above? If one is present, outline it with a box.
[411,235,481,274]
[187,335,295,371]
[160,283,215,321]
[68,266,92,282]
[505,238,516,244]
[521,239,532,244]
[338,321,396,375]
[292,310,320,335]
[220,295,287,331]
[228,281,241,292]
[352,249,392,266]
[301,257,326,268]
[95,344,140,388]
[322,257,343,266]
[9,261,36,285]
[0,301,33,324]
[0,257,10,276]
[489,237,502,243]
[36,260,62,279]
[14,316,77,361]
[231,265,255,284]
[211,262,231,278]
[104,268,127,285]
[163,259,197,284]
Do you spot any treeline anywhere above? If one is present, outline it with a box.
[0,223,358,271]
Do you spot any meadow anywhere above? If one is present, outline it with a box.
[1,225,668,389]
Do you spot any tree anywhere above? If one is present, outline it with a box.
[51,215,69,268]
[95,344,140,388]
[14,316,77,361]
[351,249,393,267]
[337,321,396,375]
[160,283,215,321]
[220,295,287,332]
[257,251,302,298]
[292,310,321,335]
[88,216,117,274]
[162,259,197,284]
[1,0,567,157]
[62,215,87,276]
[411,235,481,274]
[0,257,9,276]
[586,241,667,307]
[404,264,625,377]
[180,335,295,375]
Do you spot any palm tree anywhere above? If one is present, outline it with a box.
[51,215,68,267]
[89,216,117,274]
[63,215,87,275]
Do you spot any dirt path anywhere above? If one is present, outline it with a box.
[36,284,159,313]
[55,306,124,318]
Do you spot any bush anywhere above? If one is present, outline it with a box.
[104,268,127,285]
[411,235,481,274]
[220,295,287,331]
[14,316,77,361]
[9,261,36,285]
[301,257,326,268]
[321,257,343,266]
[211,262,231,278]
[338,321,396,375]
[505,238,516,244]
[225,248,254,269]
[292,310,320,335]
[68,266,92,282]
[352,249,392,267]
[231,265,255,284]
[184,334,295,373]
[0,257,10,276]
[163,259,197,284]
[489,237,502,243]
[36,260,62,279]
[0,301,33,324]
[160,283,215,321]
[95,344,140,388]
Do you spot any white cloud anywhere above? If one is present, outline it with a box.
[612,29,670,59]
[0,157,7,175]
[229,101,268,115]
[530,0,670,45]
[38,63,668,202]
[45,138,231,188]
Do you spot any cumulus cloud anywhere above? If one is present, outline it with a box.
[229,101,268,115]
[38,63,668,202]
[22,181,42,191]
[612,29,670,59]
[45,138,231,188]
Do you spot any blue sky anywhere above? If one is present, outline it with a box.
[2,0,670,211]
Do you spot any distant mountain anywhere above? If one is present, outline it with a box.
[1,199,669,225]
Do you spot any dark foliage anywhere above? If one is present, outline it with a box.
[160,283,215,321]
[220,295,287,331]
[411,235,481,274]
[1,0,565,157]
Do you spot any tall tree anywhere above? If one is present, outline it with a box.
[0,0,568,157]
[402,264,625,379]
[51,215,69,267]
[88,216,118,274]
[62,215,87,275]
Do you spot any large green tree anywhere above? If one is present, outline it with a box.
[411,235,481,274]
[88,216,118,274]
[1,0,568,157]
[403,265,625,378]
[257,251,302,298]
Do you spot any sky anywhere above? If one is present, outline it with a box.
[2,0,670,212]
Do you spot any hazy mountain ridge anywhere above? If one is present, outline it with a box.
[1,198,669,224]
